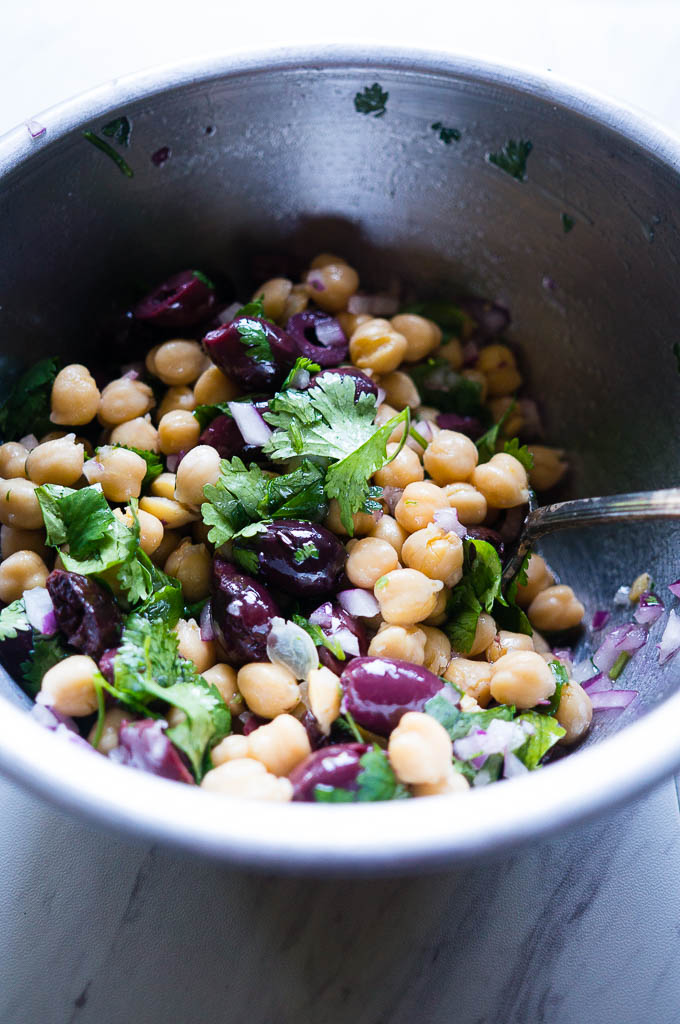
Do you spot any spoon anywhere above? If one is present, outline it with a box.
[501,487,680,587]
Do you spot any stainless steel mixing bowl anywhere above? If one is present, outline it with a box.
[0,48,679,874]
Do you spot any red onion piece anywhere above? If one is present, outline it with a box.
[668,580,680,599]
[32,698,94,751]
[199,601,214,641]
[433,507,467,539]
[22,586,57,635]
[381,486,404,516]
[25,119,46,139]
[332,626,360,657]
[411,420,433,444]
[111,719,194,783]
[315,317,346,347]
[338,589,380,618]
[582,673,609,694]
[121,368,140,381]
[503,750,529,778]
[593,624,647,675]
[217,301,242,324]
[307,271,325,292]
[376,386,386,406]
[658,609,680,664]
[227,401,272,446]
[165,454,179,473]
[19,433,39,451]
[591,610,610,631]
[589,689,638,711]
[633,592,664,626]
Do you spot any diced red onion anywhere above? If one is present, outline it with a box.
[199,601,214,642]
[32,698,94,751]
[503,751,529,778]
[25,119,46,139]
[165,454,179,472]
[436,682,460,707]
[307,271,325,293]
[19,433,39,451]
[333,626,360,657]
[338,589,380,618]
[589,689,638,711]
[582,672,609,694]
[376,386,386,406]
[412,420,433,444]
[433,507,467,539]
[110,719,194,783]
[633,592,664,626]
[227,401,272,446]
[266,617,318,680]
[572,659,597,683]
[23,586,56,635]
[347,293,399,316]
[453,718,530,763]
[657,609,680,664]
[381,486,403,516]
[217,301,242,324]
[668,580,680,599]
[591,610,610,631]
[121,367,140,381]
[613,586,630,606]
[315,318,346,347]
[593,624,647,675]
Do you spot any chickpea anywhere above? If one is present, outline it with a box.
[528,445,568,491]
[369,514,408,558]
[83,446,147,503]
[174,444,221,507]
[390,314,442,363]
[388,712,453,785]
[379,371,421,410]
[88,708,128,754]
[202,663,242,714]
[420,626,452,675]
[110,416,160,453]
[394,481,448,533]
[158,410,201,455]
[531,630,552,656]
[201,758,293,801]
[98,378,154,426]
[246,715,311,776]
[401,524,464,587]
[150,339,204,387]
[151,472,177,500]
[193,365,239,406]
[151,528,182,567]
[438,338,464,370]
[412,767,470,797]
[175,617,216,673]
[476,344,522,397]
[0,525,49,562]
[0,550,50,603]
[25,434,84,486]
[164,539,212,601]
[373,443,424,489]
[375,403,409,443]
[527,585,585,632]
[211,734,250,766]
[629,572,652,603]
[467,612,497,657]
[157,386,196,419]
[423,430,478,485]
[0,442,28,478]
[251,277,293,322]
[309,252,348,269]
[40,655,100,716]
[113,507,163,556]
[307,666,342,735]
[424,586,449,626]
[374,568,443,626]
[442,482,487,526]
[488,397,523,438]
[139,496,198,528]
[324,499,377,537]
[489,650,555,709]
[305,261,359,313]
[337,312,370,338]
[472,453,529,508]
[444,658,492,706]
[369,624,427,664]
[282,284,309,320]
[486,629,534,663]
[346,537,400,590]
[50,364,101,426]
[556,682,593,745]
[515,553,554,608]
[0,479,44,530]
[349,319,408,374]
[237,662,300,719]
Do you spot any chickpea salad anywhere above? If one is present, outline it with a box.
[0,257,650,803]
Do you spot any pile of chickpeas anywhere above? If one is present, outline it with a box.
[0,251,593,801]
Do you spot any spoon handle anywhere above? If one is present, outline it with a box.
[502,487,680,587]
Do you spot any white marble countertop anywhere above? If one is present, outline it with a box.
[2,3,680,1022]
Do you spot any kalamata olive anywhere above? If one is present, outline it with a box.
[232,521,345,598]
[435,412,485,440]
[0,624,34,683]
[111,719,194,783]
[211,557,281,664]
[310,366,378,402]
[285,312,348,367]
[235,710,266,736]
[342,656,443,736]
[458,298,510,338]
[466,527,505,559]
[309,601,367,675]
[98,647,118,685]
[289,743,370,801]
[300,710,326,750]
[133,270,216,327]
[203,317,298,391]
[47,570,123,661]
[198,399,271,462]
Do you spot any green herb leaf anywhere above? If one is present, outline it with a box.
[236,318,273,364]
[476,401,516,463]
[514,711,565,769]
[292,613,344,661]
[234,296,267,320]
[20,634,70,698]
[314,746,409,802]
[294,542,319,563]
[83,131,134,177]
[281,357,321,391]
[431,122,461,144]
[0,599,30,641]
[561,212,575,234]
[444,538,505,653]
[488,139,533,181]
[425,694,515,741]
[192,402,232,431]
[101,116,132,147]
[0,357,60,442]
[609,652,631,681]
[37,483,137,575]
[314,785,356,802]
[543,660,568,715]
[192,270,215,289]
[503,437,534,472]
[354,83,388,117]
[406,358,486,417]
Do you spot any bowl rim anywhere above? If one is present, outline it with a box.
[1,45,679,873]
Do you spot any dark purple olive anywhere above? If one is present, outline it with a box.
[309,601,367,675]
[233,521,345,598]
[459,297,510,338]
[497,505,529,546]
[435,412,485,440]
[133,270,216,327]
[198,399,271,462]
[289,743,370,801]
[0,623,34,682]
[114,719,194,783]
[466,526,505,559]
[203,317,298,391]
[300,710,327,750]
[47,570,123,661]
[98,647,118,684]
[235,711,266,736]
[211,557,281,664]
[342,657,443,736]
[285,312,348,367]
[310,366,378,401]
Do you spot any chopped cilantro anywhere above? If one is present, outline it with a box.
[0,599,30,641]
[476,401,516,463]
[431,122,461,144]
[313,746,409,802]
[291,614,344,661]
[83,131,134,177]
[236,317,273,364]
[314,785,356,802]
[0,357,60,442]
[234,296,267,320]
[20,634,70,698]
[406,358,486,418]
[561,212,575,233]
[488,139,533,181]
[609,652,630,681]
[192,270,215,289]
[101,115,132,147]
[425,694,515,741]
[514,711,564,768]
[444,538,505,653]
[354,83,388,117]
[192,401,232,431]
[294,542,319,563]
[503,437,534,473]
[543,660,568,715]
[281,357,321,391]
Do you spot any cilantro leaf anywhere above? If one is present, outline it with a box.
[37,483,138,575]
[314,785,356,802]
[514,711,565,768]
[109,445,163,489]
[313,747,409,802]
[0,599,30,641]
[0,357,60,442]
[192,402,232,431]
[292,613,344,661]
[543,661,568,716]
[192,270,215,289]
[234,296,267,320]
[406,358,486,417]
[101,115,132,146]
[431,122,461,144]
[488,139,533,181]
[354,83,388,117]
[20,634,70,698]
[236,317,273,364]
[444,538,504,653]
[425,693,515,741]
[476,401,516,463]
[503,437,534,472]
[281,357,321,391]
[294,542,319,563]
